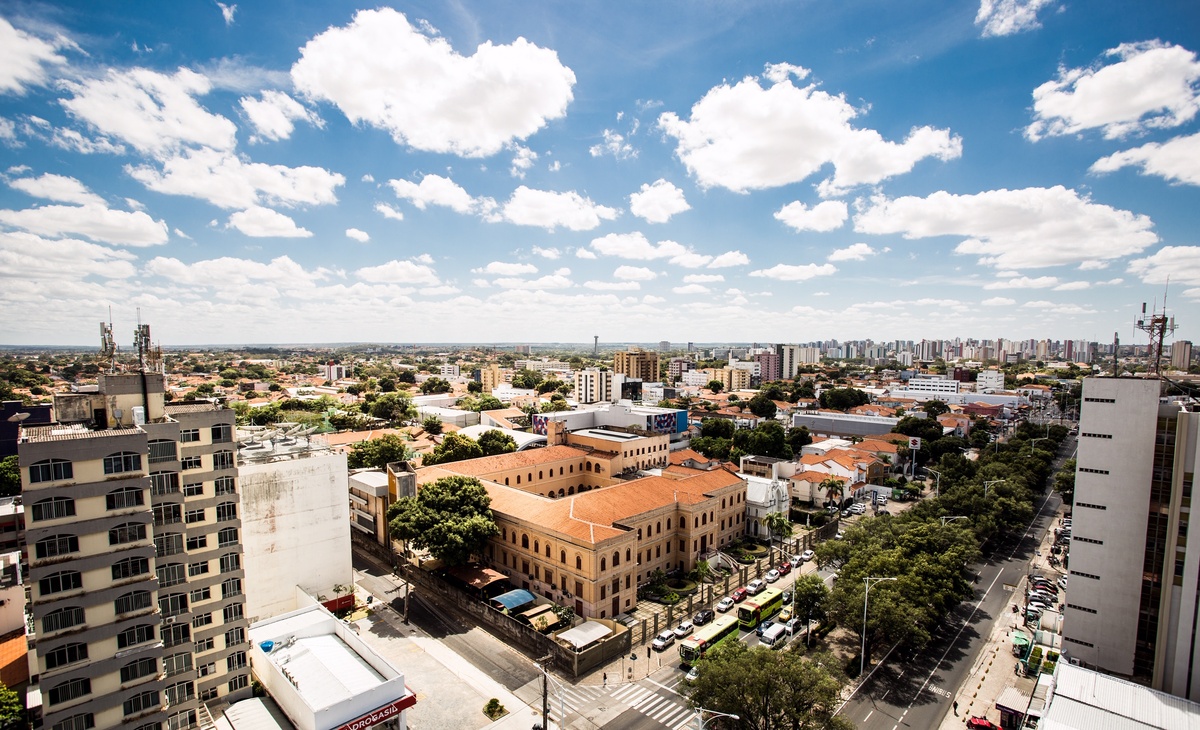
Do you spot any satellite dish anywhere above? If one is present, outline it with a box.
[7,413,30,423]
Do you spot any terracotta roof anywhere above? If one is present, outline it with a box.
[669,448,711,465]
[855,439,899,454]
[790,470,847,483]
[430,445,590,477]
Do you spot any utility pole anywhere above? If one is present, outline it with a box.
[538,654,553,729]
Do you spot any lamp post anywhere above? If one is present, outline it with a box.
[940,515,967,527]
[1028,437,1048,453]
[926,468,942,498]
[984,479,1006,498]
[695,707,740,729]
[861,576,898,678]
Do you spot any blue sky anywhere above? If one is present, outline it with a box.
[0,0,1198,347]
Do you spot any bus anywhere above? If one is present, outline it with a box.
[738,586,784,628]
[679,615,739,666]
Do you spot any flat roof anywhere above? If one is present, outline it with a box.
[573,428,640,442]
[558,622,612,650]
[21,424,143,443]
[254,610,385,711]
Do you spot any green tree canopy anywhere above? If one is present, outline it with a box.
[478,429,518,456]
[422,432,484,466]
[818,387,870,411]
[700,418,735,439]
[732,420,793,460]
[369,392,417,424]
[0,681,23,728]
[786,425,812,453]
[0,457,19,498]
[511,369,544,390]
[923,400,950,418]
[421,415,444,436]
[347,434,413,470]
[746,393,778,419]
[420,377,452,394]
[389,475,499,566]
[706,380,724,393]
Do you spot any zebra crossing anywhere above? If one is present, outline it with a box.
[542,682,606,726]
[608,681,696,729]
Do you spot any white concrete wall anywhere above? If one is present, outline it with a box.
[239,451,352,623]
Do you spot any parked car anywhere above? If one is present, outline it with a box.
[778,561,792,575]
[800,549,815,563]
[652,630,675,651]
[674,620,694,638]
[755,619,775,637]
[841,509,852,518]
[732,587,749,602]
[693,609,715,626]
[966,718,1000,730]
[1058,576,1069,590]
[850,503,867,514]
[716,597,736,613]
[746,580,766,595]
[835,530,845,540]
[765,569,781,583]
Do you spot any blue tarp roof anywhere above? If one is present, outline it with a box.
[491,589,537,611]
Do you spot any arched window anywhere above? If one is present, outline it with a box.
[528,472,533,482]
[517,475,521,484]
[558,489,564,497]
[31,496,75,522]
[103,451,142,475]
[505,477,510,485]
[42,606,85,633]
[545,544,551,558]
[576,555,582,570]
[568,486,575,495]
[521,534,529,549]
[626,548,631,562]
[560,550,566,564]
[39,570,82,596]
[35,534,78,559]
[600,557,606,571]
[539,471,543,480]
[612,551,620,567]
[511,532,516,544]
[721,498,726,509]
[109,522,146,545]
[637,529,643,540]
[501,527,507,541]
[29,458,73,483]
[570,465,574,473]
[596,465,603,474]
[702,513,707,525]
[106,486,144,510]
[656,521,661,534]
[586,462,593,472]
[45,641,88,670]
[667,518,671,529]
[534,540,540,554]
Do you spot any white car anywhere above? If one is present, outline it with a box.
[746,579,766,595]
[652,630,675,651]
[850,503,867,514]
[765,569,781,583]
[716,597,735,613]
[685,665,700,682]
[799,550,815,563]
[674,620,694,638]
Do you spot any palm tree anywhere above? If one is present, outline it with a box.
[764,511,792,551]
[820,476,845,507]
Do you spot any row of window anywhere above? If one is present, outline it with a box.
[31,485,147,523]
[29,443,236,486]
[37,510,235,561]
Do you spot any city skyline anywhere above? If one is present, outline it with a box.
[0,1,1198,346]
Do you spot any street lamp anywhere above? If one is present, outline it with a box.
[861,576,898,678]
[1028,437,1048,453]
[940,516,968,527]
[695,707,740,729]
[984,479,1006,498]
[926,468,942,498]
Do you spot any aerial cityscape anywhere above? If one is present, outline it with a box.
[2,2,1200,730]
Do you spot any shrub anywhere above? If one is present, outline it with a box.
[483,699,506,720]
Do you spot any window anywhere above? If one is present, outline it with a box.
[162,623,190,648]
[1079,467,1110,475]
[103,452,142,475]
[51,713,94,730]
[1070,569,1101,580]
[117,624,155,649]
[35,534,78,559]
[218,527,238,547]
[560,550,566,564]
[229,674,249,693]
[220,553,241,573]
[1078,502,1107,511]
[195,637,215,653]
[154,504,182,526]
[39,570,82,596]
[223,603,243,623]
[155,532,184,557]
[30,458,73,483]
[110,522,147,545]
[148,439,177,464]
[215,476,236,495]
[192,612,212,628]
[1083,397,1116,403]
[1074,536,1103,544]
[113,557,151,580]
[107,486,145,510]
[197,663,215,678]
[123,690,159,717]
[121,657,158,683]
[180,428,200,443]
[1067,603,1098,614]
[575,555,582,570]
[216,502,237,522]
[186,534,208,551]
[183,482,204,497]
[168,710,196,730]
[32,496,75,522]
[181,456,202,470]
[150,472,179,496]
[45,642,88,669]
[600,557,606,571]
[164,681,194,706]
[115,590,153,614]
[521,534,529,549]
[213,451,234,470]
[42,606,85,633]
[199,687,218,702]
[159,592,188,617]
[157,562,186,587]
[221,578,242,598]
[185,508,206,524]
[190,587,212,603]
[188,561,209,577]
[212,424,232,443]
[48,678,91,706]
[1080,432,1113,439]
[227,651,247,671]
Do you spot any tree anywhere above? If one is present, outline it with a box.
[818,387,870,411]
[820,476,845,507]
[764,511,791,545]
[923,399,950,418]
[420,377,452,394]
[0,681,23,729]
[1054,458,1076,502]
[478,429,517,456]
[537,378,564,394]
[421,416,444,436]
[397,370,417,384]
[786,425,812,453]
[378,377,397,392]
[732,420,793,460]
[422,432,484,466]
[706,380,724,393]
[700,418,735,439]
[791,573,829,646]
[347,434,413,469]
[510,369,544,390]
[389,475,499,566]
[369,392,417,424]
[747,393,777,419]
[467,380,483,393]
[0,457,19,498]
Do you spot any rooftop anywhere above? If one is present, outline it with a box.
[21,423,143,443]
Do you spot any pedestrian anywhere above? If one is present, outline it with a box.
[953,701,958,716]
[603,672,607,687]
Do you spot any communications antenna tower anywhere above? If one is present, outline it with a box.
[1134,286,1177,376]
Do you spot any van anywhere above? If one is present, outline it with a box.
[761,623,789,649]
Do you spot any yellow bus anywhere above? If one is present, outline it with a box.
[679,615,739,666]
[737,586,784,628]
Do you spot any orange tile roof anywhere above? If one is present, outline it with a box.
[790,470,848,483]
[429,445,590,477]
[669,448,710,465]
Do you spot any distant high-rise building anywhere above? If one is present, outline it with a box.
[480,363,504,392]
[658,340,671,352]
[514,345,532,354]
[754,352,781,382]
[574,369,613,404]
[613,349,659,382]
[668,358,694,382]
[1172,341,1193,370]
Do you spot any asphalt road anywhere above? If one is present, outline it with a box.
[835,438,1073,730]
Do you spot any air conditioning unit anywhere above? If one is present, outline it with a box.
[164,616,176,625]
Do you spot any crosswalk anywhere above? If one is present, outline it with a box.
[542,679,696,729]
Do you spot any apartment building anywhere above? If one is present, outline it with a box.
[613,349,659,382]
[1063,377,1200,700]
[573,369,612,405]
[479,364,505,393]
[18,374,250,730]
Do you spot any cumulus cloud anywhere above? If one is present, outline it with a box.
[501,186,618,231]
[613,265,657,281]
[345,228,370,243]
[8,173,104,206]
[388,174,481,214]
[1020,300,1097,315]
[356,258,441,286]
[532,246,560,259]
[981,297,1016,306]
[583,280,640,291]
[1027,42,1200,141]
[143,254,332,289]
[0,17,70,95]
[128,147,344,209]
[827,243,877,262]
[60,67,238,156]
[673,284,711,294]
[510,145,537,178]
[0,201,167,246]
[748,263,837,281]
[0,231,137,280]
[0,117,15,140]
[982,275,1058,289]
[217,3,237,25]
[854,186,1157,269]
[227,206,312,238]
[291,8,575,157]
[708,251,750,268]
[683,274,724,284]
[492,274,572,289]
[472,261,538,276]
[658,63,961,196]
[629,179,690,224]
[240,90,322,142]
[590,129,636,160]
[975,0,1055,38]
[587,232,718,268]
[1129,246,1200,286]
[1091,130,1200,186]
[375,202,404,221]
[775,200,848,232]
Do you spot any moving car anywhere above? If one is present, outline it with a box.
[785,617,802,634]
[674,620,694,638]
[781,591,792,604]
[685,665,700,682]
[765,569,781,583]
[755,619,775,637]
[652,630,675,651]
[716,597,735,613]
[693,609,715,626]
[778,607,793,622]
[966,718,1000,730]
[732,587,749,602]
[746,579,766,595]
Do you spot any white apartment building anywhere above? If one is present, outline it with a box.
[976,369,1005,392]
[1063,377,1200,700]
[898,375,960,397]
[574,369,613,404]
[438,364,460,377]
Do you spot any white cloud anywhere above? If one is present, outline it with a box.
[1052,281,1089,291]
[0,117,15,140]
[748,263,837,281]
[1027,41,1200,141]
[0,202,167,246]
[584,280,640,291]
[227,206,312,238]
[629,179,690,224]
[775,200,848,232]
[502,186,619,231]
[472,261,538,276]
[0,230,137,280]
[658,63,961,196]
[673,284,711,294]
[854,186,1157,269]
[49,127,126,155]
[1091,130,1200,186]
[982,276,1058,289]
[548,160,561,172]
[532,246,560,259]
[60,67,238,156]
[375,202,404,221]
[144,254,329,289]
[493,274,572,290]
[1129,246,1200,286]
[420,285,460,296]
[1020,300,1097,315]
[642,294,665,304]
[345,228,370,243]
[356,258,441,286]
[173,228,191,239]
[574,248,597,260]
[0,17,69,95]
[240,90,322,142]
[827,243,877,262]
[683,274,725,284]
[388,174,480,213]
[291,8,575,157]
[981,297,1016,306]
[975,0,1054,38]
[414,254,434,265]
[708,251,750,268]
[217,3,237,25]
[590,232,684,260]
[613,265,657,281]
[128,147,344,209]
[8,173,104,206]
[590,129,636,159]
[362,174,374,183]
[510,145,537,178]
